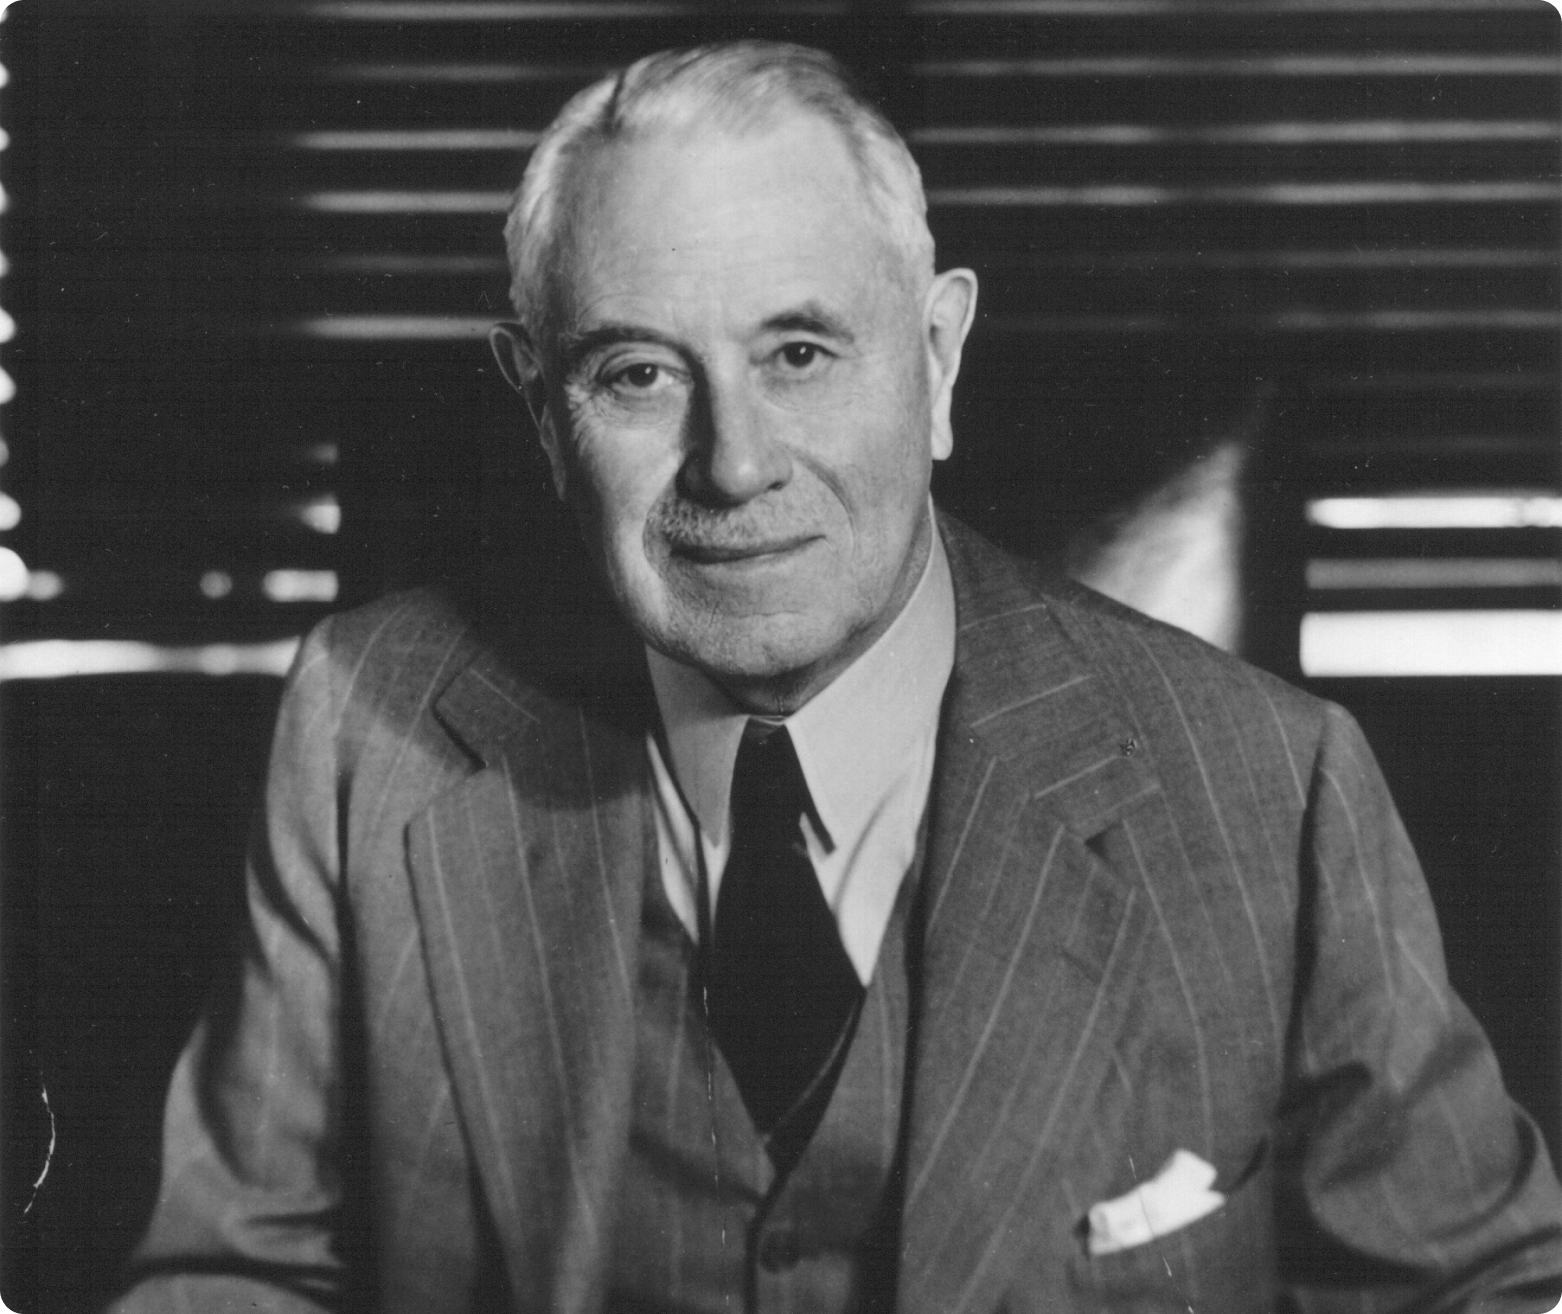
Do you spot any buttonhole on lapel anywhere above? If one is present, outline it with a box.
[1117,737,1137,758]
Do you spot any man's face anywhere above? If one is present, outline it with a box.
[519,114,974,710]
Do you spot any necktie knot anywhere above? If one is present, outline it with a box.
[730,723,810,853]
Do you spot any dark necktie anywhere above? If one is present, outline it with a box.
[705,724,865,1152]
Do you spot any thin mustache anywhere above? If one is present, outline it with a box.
[651,499,818,553]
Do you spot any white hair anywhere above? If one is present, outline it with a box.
[503,40,935,334]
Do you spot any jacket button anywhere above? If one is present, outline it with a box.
[757,1229,803,1270]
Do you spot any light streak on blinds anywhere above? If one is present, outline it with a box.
[326,62,604,82]
[1307,493,1562,530]
[262,570,338,603]
[912,54,1559,77]
[25,571,64,602]
[0,547,27,600]
[298,315,495,340]
[0,638,301,681]
[986,309,1560,333]
[915,121,1558,146]
[0,98,14,598]
[296,496,341,534]
[1307,558,1562,590]
[1268,309,1559,330]
[300,190,509,213]
[927,181,1561,206]
[318,253,506,275]
[310,1,766,17]
[1301,611,1562,676]
[331,50,1560,84]
[1010,249,1554,271]
[985,312,1178,333]
[294,128,540,150]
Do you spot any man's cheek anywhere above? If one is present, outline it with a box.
[568,430,656,522]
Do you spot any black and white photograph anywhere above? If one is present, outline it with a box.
[0,2,1559,1310]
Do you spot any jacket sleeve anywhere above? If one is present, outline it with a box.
[1279,703,1562,1313]
[107,619,354,1313]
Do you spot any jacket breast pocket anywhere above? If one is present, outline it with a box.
[1065,1148,1277,1313]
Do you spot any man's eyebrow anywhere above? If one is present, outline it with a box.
[761,304,856,344]
[556,323,678,374]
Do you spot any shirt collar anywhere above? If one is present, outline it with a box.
[646,519,956,849]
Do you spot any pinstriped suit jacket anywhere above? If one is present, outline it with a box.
[115,515,1562,1314]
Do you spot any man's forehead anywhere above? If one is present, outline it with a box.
[573,113,868,241]
[541,114,906,342]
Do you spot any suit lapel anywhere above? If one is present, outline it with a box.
[407,643,652,1314]
[897,522,1161,1314]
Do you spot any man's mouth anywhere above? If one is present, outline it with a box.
[672,534,818,565]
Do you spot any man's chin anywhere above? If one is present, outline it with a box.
[667,626,826,681]
[649,613,847,708]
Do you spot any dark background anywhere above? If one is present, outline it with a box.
[1,2,1558,1309]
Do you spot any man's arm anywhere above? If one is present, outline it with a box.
[108,620,353,1313]
[1280,703,1562,1312]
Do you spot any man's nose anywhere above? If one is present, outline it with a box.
[679,377,793,506]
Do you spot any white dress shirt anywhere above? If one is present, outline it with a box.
[645,525,956,984]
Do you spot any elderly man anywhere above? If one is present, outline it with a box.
[114,41,1560,1314]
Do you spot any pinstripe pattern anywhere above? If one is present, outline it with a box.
[113,518,1561,1313]
[946,899,1148,1314]
[407,693,647,1314]
[1118,815,1219,1154]
[906,825,1070,1211]
[1127,630,1287,1052]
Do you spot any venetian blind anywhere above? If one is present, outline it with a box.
[1,0,1556,675]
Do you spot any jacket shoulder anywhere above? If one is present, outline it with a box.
[312,587,475,672]
[939,512,1332,762]
[1054,573,1323,731]
[289,588,483,768]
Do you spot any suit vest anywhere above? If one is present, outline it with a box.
[608,840,922,1314]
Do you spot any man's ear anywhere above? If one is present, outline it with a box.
[490,322,569,501]
[922,268,978,462]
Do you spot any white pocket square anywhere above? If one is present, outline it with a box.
[1086,1150,1226,1256]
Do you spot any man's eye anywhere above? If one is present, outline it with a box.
[612,363,666,390]
[779,342,826,370]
